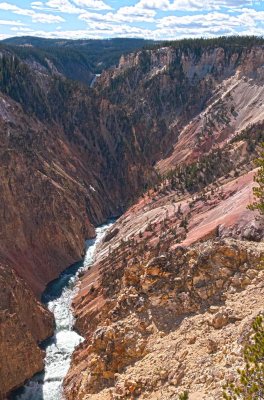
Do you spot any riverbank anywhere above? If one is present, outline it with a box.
[10,223,112,400]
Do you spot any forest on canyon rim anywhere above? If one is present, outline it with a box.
[0,35,263,400]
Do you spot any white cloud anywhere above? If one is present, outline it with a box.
[31,0,111,13]
[0,19,26,25]
[117,7,155,23]
[0,2,65,23]
[152,7,264,39]
[157,12,239,28]
[239,7,264,22]
[32,0,83,14]
[0,33,11,39]
[157,12,264,36]
[157,8,264,33]
[72,0,111,10]
[80,6,156,24]
[136,0,260,11]
[10,26,34,31]
[31,1,43,6]
[1,0,263,41]
[2,23,153,40]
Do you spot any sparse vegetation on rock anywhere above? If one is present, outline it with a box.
[1,36,264,398]
[223,315,264,400]
[249,144,264,215]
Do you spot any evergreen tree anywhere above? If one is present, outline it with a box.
[248,144,264,215]
[223,315,264,400]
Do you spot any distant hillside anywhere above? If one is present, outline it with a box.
[0,37,155,85]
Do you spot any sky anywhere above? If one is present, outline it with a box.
[0,0,263,41]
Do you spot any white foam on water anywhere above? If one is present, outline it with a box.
[13,222,112,400]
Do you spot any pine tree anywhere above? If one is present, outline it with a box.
[223,315,264,400]
[248,144,264,215]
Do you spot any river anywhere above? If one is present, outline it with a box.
[11,223,112,400]
[90,74,101,88]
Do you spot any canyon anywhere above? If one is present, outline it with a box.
[0,36,263,398]
[64,40,264,399]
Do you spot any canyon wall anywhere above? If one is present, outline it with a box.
[0,262,54,397]
[1,39,263,297]
[0,53,155,297]
[64,238,264,400]
[64,39,264,399]
[0,50,153,395]
[0,38,264,396]
[97,42,264,170]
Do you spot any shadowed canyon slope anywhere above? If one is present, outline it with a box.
[0,42,154,396]
[0,51,155,297]
[0,37,264,397]
[0,262,54,395]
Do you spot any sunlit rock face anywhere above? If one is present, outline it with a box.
[64,40,264,400]
[98,44,264,173]
[64,236,264,400]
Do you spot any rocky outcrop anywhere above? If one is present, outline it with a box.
[157,67,264,172]
[0,263,54,397]
[64,238,264,399]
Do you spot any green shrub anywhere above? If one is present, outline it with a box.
[179,391,189,400]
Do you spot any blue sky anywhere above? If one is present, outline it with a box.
[0,0,263,40]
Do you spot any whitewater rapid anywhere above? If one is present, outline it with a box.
[12,223,112,400]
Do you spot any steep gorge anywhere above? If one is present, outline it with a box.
[0,37,264,398]
[0,47,154,396]
[0,50,157,297]
[64,39,264,399]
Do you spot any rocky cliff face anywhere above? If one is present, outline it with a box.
[0,38,264,397]
[0,262,54,397]
[64,237,264,400]
[97,42,264,171]
[64,136,264,398]
[0,54,154,297]
[1,40,263,297]
[64,39,264,399]
[0,51,154,395]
